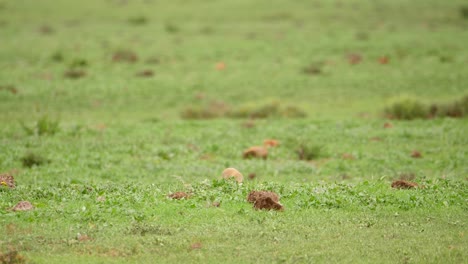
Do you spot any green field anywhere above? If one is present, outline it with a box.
[1,0,467,263]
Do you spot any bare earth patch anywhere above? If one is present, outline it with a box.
[263,139,280,147]
[411,150,422,158]
[247,191,284,211]
[12,201,34,212]
[0,173,15,188]
[167,192,190,200]
[391,180,418,189]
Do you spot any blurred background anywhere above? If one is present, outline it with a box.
[1,0,467,122]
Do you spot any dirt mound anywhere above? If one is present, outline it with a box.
[263,139,279,147]
[167,192,190,200]
[243,146,268,160]
[391,180,418,189]
[12,201,33,212]
[0,173,15,188]
[247,191,283,211]
[221,168,243,183]
[411,150,422,158]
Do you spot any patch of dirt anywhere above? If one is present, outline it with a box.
[38,25,54,35]
[190,242,202,250]
[341,153,355,160]
[248,173,256,180]
[211,201,220,207]
[241,119,256,128]
[215,62,226,70]
[243,146,268,160]
[64,69,86,79]
[0,85,18,94]
[378,56,389,64]
[112,50,138,63]
[136,70,154,77]
[391,180,418,189]
[302,63,322,75]
[247,191,283,211]
[12,201,34,212]
[370,137,382,142]
[411,150,422,158]
[0,173,15,188]
[167,192,190,200]
[347,53,362,65]
[383,122,393,128]
[77,233,92,242]
[0,248,26,264]
[221,168,243,183]
[145,57,160,64]
[263,139,279,147]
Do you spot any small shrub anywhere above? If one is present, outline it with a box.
[460,6,468,19]
[50,51,64,62]
[128,16,148,25]
[281,106,307,118]
[21,152,49,168]
[64,69,86,79]
[165,23,180,33]
[384,96,429,120]
[228,101,280,119]
[21,116,60,136]
[297,143,326,161]
[434,95,468,118]
[112,50,138,63]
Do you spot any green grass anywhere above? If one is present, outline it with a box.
[1,0,467,263]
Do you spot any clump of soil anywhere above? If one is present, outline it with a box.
[167,192,190,200]
[248,173,256,180]
[0,248,26,264]
[12,201,34,212]
[190,242,202,250]
[221,168,243,183]
[378,56,389,64]
[0,85,18,94]
[263,139,279,147]
[0,173,15,189]
[411,150,422,158]
[347,53,362,65]
[77,233,92,242]
[383,122,393,128]
[241,119,256,128]
[247,191,283,211]
[112,50,138,63]
[136,70,154,77]
[391,180,418,189]
[341,153,355,160]
[215,62,226,70]
[243,146,268,160]
[64,69,86,79]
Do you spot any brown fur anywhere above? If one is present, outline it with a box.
[221,168,243,183]
[263,139,279,147]
[243,146,268,160]
[391,180,418,189]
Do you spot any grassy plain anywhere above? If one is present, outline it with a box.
[0,0,467,263]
